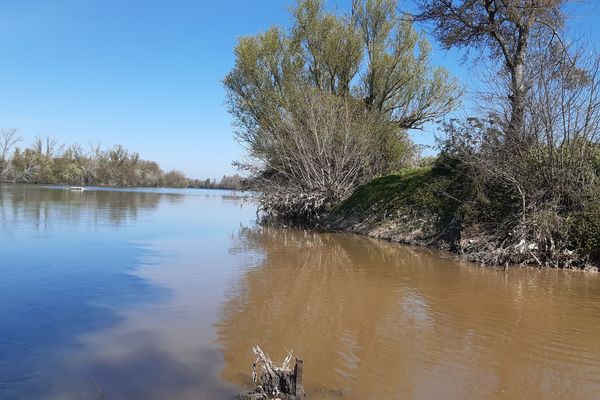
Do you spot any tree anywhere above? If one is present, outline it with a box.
[0,128,21,174]
[251,90,409,220]
[161,170,188,188]
[0,136,199,188]
[416,0,567,140]
[417,1,600,267]
[225,0,458,220]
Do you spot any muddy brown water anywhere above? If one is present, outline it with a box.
[1,184,600,399]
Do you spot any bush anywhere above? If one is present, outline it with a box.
[570,195,600,262]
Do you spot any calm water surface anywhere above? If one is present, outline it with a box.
[1,184,600,399]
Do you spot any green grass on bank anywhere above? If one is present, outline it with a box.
[334,164,600,266]
[333,167,458,227]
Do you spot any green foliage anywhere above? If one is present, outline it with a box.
[60,163,84,185]
[0,138,244,189]
[334,166,459,227]
[225,0,458,220]
[569,194,600,261]
[431,117,600,267]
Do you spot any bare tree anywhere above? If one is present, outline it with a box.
[417,0,567,140]
[31,135,63,158]
[245,90,405,221]
[439,41,600,267]
[526,43,600,197]
[0,128,21,166]
[45,136,63,158]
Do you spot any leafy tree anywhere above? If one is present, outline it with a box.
[161,170,188,188]
[225,0,458,220]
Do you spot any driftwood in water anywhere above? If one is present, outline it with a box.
[238,346,305,400]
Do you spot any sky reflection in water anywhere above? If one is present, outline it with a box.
[0,185,253,399]
[2,185,600,400]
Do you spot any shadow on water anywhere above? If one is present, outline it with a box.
[217,225,600,400]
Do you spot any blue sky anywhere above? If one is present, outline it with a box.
[1,1,599,179]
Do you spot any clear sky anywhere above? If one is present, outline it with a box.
[1,1,599,179]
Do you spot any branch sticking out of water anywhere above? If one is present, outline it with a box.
[239,346,305,400]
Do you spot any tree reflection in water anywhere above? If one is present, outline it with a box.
[0,184,183,230]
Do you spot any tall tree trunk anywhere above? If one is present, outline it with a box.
[506,22,531,145]
[508,62,527,142]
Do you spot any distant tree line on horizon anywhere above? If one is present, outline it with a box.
[0,130,243,190]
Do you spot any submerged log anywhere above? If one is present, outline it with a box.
[238,346,306,400]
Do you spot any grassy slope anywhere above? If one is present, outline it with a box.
[328,166,600,270]
[328,167,459,248]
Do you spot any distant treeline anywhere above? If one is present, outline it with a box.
[0,131,243,190]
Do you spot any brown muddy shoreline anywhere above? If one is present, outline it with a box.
[323,214,599,273]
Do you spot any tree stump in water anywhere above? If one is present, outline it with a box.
[238,346,306,400]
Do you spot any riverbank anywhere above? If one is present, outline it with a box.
[324,168,599,271]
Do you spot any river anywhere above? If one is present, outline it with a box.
[1,184,600,399]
